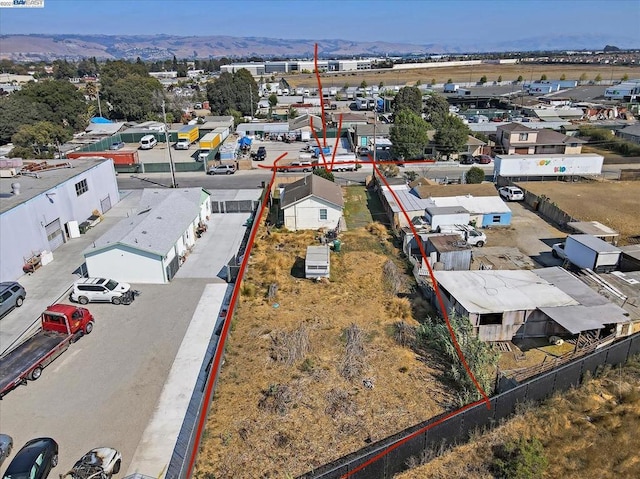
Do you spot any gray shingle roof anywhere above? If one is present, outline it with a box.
[281,174,344,209]
[85,188,207,257]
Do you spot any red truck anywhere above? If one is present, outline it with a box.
[0,304,95,398]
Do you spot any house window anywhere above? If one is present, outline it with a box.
[319,208,328,220]
[75,179,88,196]
[492,215,501,223]
[479,313,503,325]
[518,133,528,141]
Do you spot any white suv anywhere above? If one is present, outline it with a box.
[71,278,131,305]
[498,186,524,201]
[175,139,190,150]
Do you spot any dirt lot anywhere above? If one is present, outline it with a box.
[195,204,450,478]
[396,356,640,479]
[283,64,640,88]
[518,180,640,244]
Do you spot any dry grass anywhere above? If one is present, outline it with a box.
[395,358,640,479]
[195,220,449,478]
[284,64,640,89]
[520,180,640,244]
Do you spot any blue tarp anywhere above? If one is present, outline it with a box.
[239,136,252,147]
[90,116,112,124]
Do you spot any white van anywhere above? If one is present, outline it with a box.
[139,135,158,150]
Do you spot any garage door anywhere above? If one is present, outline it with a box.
[45,218,64,251]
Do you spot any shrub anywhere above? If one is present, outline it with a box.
[492,436,548,479]
[465,166,485,184]
[339,324,367,381]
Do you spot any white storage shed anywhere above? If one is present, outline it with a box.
[305,245,330,279]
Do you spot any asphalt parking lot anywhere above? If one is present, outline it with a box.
[0,191,247,477]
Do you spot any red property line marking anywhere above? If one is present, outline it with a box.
[185,153,287,478]
[338,161,491,478]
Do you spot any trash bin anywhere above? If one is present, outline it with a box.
[332,239,342,252]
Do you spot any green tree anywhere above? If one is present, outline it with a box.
[313,168,335,182]
[379,164,399,177]
[423,94,450,128]
[416,312,498,405]
[465,166,485,184]
[15,79,88,130]
[497,75,502,83]
[621,73,629,81]
[0,95,50,144]
[479,75,487,84]
[446,78,452,84]
[360,80,367,89]
[594,73,602,83]
[579,73,588,83]
[105,76,164,120]
[390,109,431,160]
[77,58,99,77]
[560,73,566,81]
[415,79,422,86]
[393,86,422,115]
[52,59,77,80]
[206,68,258,117]
[540,74,547,81]
[516,75,523,83]
[268,93,278,108]
[492,437,548,479]
[434,115,469,157]
[12,121,72,158]
[378,81,384,89]
[431,78,436,85]
[288,106,298,119]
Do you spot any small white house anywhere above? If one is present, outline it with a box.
[305,245,330,279]
[281,175,344,231]
[84,188,211,284]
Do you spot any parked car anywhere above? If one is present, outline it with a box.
[70,278,131,305]
[498,186,524,201]
[474,154,493,164]
[0,281,26,318]
[357,146,371,157]
[109,141,125,151]
[175,139,190,150]
[207,164,236,175]
[458,153,475,165]
[285,161,313,172]
[197,150,211,162]
[0,434,13,467]
[255,146,267,161]
[552,242,567,259]
[61,448,122,479]
[2,438,58,479]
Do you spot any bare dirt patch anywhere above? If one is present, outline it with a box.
[518,180,640,244]
[195,222,450,478]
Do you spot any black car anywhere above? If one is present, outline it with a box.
[2,438,58,479]
[255,146,267,161]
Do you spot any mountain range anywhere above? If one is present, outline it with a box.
[0,33,637,61]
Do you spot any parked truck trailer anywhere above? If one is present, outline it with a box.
[564,234,621,273]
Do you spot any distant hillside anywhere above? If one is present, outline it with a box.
[0,33,637,61]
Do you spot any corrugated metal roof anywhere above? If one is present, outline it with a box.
[306,245,330,264]
[532,266,610,306]
[86,188,206,257]
[539,304,630,334]
[383,189,430,213]
[433,195,511,215]
[568,221,619,237]
[434,269,578,314]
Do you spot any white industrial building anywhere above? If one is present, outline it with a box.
[0,158,120,282]
[84,188,212,284]
[280,175,344,231]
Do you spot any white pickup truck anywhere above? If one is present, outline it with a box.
[437,224,487,247]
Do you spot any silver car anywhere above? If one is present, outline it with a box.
[0,282,26,318]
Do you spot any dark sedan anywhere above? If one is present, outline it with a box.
[109,141,125,150]
[474,154,493,164]
[2,438,58,479]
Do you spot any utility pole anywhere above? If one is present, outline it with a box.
[162,100,178,188]
[249,86,254,120]
[96,88,103,117]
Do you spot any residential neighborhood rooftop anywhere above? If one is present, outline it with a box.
[281,174,344,209]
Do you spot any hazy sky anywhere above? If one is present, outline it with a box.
[1,0,638,46]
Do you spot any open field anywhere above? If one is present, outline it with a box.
[396,355,640,479]
[518,180,640,244]
[195,204,451,478]
[283,64,640,89]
